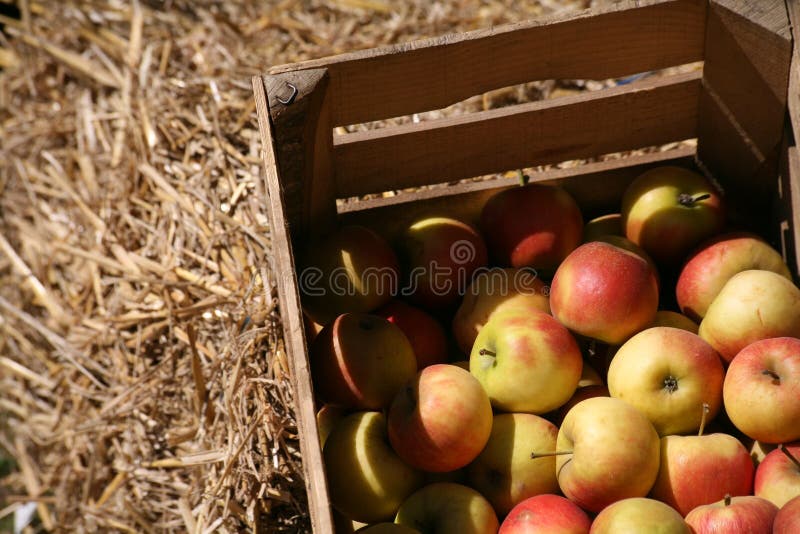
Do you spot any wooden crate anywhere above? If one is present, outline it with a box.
[252,0,800,530]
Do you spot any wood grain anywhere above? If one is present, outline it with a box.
[788,146,800,276]
[270,0,706,126]
[252,76,335,534]
[786,0,800,144]
[333,71,701,198]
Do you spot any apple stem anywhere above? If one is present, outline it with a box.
[530,450,573,459]
[724,494,731,506]
[479,349,497,357]
[678,193,712,206]
[517,170,530,187]
[762,369,781,383]
[778,444,800,471]
[698,402,709,437]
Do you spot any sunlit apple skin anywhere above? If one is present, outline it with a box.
[467,413,559,516]
[300,225,399,324]
[452,267,549,355]
[395,217,488,311]
[649,433,754,516]
[649,311,698,334]
[607,327,724,435]
[388,365,492,473]
[323,412,424,523]
[699,270,800,363]
[470,310,582,414]
[582,213,623,242]
[480,183,583,274]
[773,494,800,533]
[556,397,660,513]
[621,166,725,266]
[550,242,659,344]
[311,313,417,410]
[590,498,689,533]
[676,232,792,322]
[395,482,499,534]
[684,496,778,534]
[723,337,800,443]
[375,300,448,369]
[499,494,591,534]
[555,385,609,425]
[754,442,800,507]
[317,404,348,448]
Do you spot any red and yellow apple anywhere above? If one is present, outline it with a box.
[684,495,778,534]
[590,498,689,533]
[375,300,448,369]
[648,311,698,334]
[394,482,499,534]
[555,384,609,425]
[499,494,591,534]
[773,494,800,534]
[754,443,800,507]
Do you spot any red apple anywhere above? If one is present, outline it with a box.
[555,385,609,425]
[395,217,487,310]
[550,241,659,344]
[684,495,778,534]
[723,337,800,443]
[388,364,492,472]
[499,494,591,534]
[480,183,583,274]
[374,300,448,369]
[754,443,800,507]
[590,498,689,533]
[621,166,725,266]
[773,494,800,534]
[310,313,417,410]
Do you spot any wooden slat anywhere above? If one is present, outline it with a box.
[271,0,706,126]
[252,76,335,534]
[786,0,800,144]
[339,146,697,242]
[788,146,800,275]
[333,71,702,198]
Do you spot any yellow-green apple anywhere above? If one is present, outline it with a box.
[590,498,689,533]
[311,313,417,410]
[394,482,499,534]
[388,364,492,472]
[554,384,609,425]
[550,241,659,344]
[607,327,724,435]
[583,213,622,242]
[470,309,582,413]
[499,494,591,534]
[723,337,800,443]
[395,217,487,310]
[467,413,559,516]
[649,433,754,516]
[684,495,778,534]
[676,232,792,322]
[317,404,348,448]
[300,225,399,324]
[621,166,725,266]
[323,412,424,522]
[355,524,419,533]
[375,300,448,369]
[544,397,660,512]
[452,267,549,355]
[699,271,800,363]
[648,311,698,334]
[773,495,800,533]
[480,183,583,274]
[754,443,800,507]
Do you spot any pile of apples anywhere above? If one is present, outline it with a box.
[298,166,800,533]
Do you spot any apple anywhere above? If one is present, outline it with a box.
[452,267,549,355]
[323,412,424,523]
[723,337,800,443]
[607,327,724,435]
[773,494,800,533]
[480,183,583,274]
[317,404,348,448]
[355,524,419,533]
[375,300,448,369]
[588,234,659,283]
[583,213,622,242]
[698,270,800,363]
[648,310,698,334]
[395,217,488,310]
[499,494,591,534]
[546,397,660,513]
[621,165,725,266]
[304,313,325,342]
[590,498,689,533]
[394,482,499,534]
[684,495,778,534]
[467,413,559,516]
[388,364,492,473]
[676,232,792,322]
[470,309,582,413]
[311,313,417,410]
[649,433,754,516]
[555,385,609,425]
[746,439,778,465]
[550,241,659,344]
[577,364,604,388]
[300,225,399,324]
[754,443,800,507]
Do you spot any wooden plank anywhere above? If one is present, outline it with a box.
[252,76,335,534]
[786,0,800,144]
[339,146,697,242]
[270,0,706,126]
[788,147,800,276]
[333,71,701,198]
